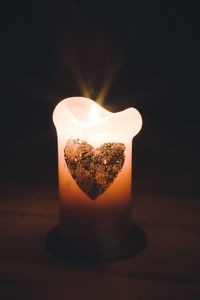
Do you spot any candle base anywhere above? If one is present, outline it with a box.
[45,223,146,262]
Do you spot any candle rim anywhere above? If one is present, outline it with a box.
[53,96,142,137]
[53,96,112,126]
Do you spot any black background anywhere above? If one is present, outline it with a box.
[0,0,199,195]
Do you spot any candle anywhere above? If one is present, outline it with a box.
[53,97,142,260]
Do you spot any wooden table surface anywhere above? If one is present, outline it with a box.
[0,183,200,300]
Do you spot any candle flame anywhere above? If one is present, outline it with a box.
[89,105,100,124]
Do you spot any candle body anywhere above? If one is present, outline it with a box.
[53,97,142,257]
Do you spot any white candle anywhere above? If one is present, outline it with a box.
[53,97,142,259]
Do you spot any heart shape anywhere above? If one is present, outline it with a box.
[64,139,125,200]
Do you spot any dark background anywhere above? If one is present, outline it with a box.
[0,0,199,196]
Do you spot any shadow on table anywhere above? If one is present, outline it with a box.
[45,223,147,263]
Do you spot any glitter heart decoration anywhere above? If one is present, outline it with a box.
[64,139,125,199]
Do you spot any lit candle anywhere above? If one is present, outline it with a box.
[53,97,142,260]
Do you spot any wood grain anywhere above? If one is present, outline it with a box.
[0,184,199,300]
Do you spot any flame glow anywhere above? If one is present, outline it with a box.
[88,104,101,124]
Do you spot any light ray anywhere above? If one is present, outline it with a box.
[95,0,147,106]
